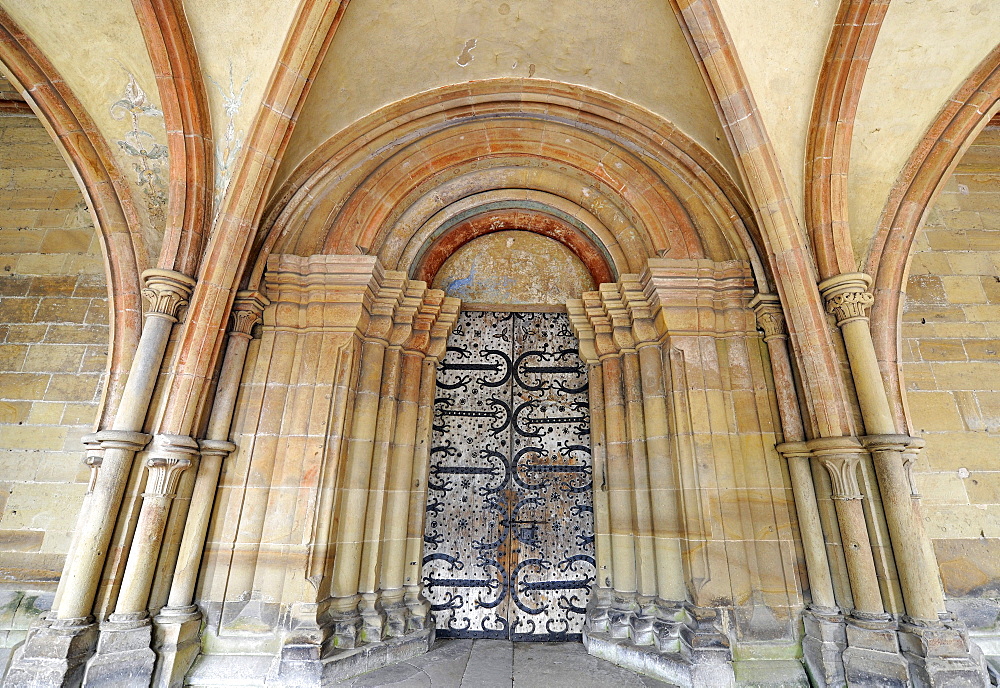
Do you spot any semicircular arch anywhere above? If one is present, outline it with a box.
[251,79,763,291]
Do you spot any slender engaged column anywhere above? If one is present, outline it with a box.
[751,294,837,612]
[358,285,422,641]
[809,437,885,618]
[820,273,946,622]
[585,294,640,637]
[161,291,266,617]
[624,282,687,606]
[112,436,198,619]
[403,298,458,629]
[381,293,441,637]
[56,269,195,622]
[330,275,404,634]
[567,301,613,631]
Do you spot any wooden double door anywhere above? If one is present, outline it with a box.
[422,311,595,641]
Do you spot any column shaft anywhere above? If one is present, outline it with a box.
[331,337,387,599]
[381,350,423,593]
[602,355,638,594]
[636,343,686,603]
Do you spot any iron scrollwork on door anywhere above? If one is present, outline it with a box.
[423,311,595,641]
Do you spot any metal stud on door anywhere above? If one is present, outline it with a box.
[423,311,595,640]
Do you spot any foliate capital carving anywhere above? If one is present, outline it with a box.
[144,434,199,496]
[144,456,192,496]
[749,293,787,340]
[818,272,874,326]
[808,436,866,500]
[230,290,270,338]
[141,269,197,322]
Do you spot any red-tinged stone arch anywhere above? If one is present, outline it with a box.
[866,44,1000,430]
[805,0,890,280]
[251,78,764,291]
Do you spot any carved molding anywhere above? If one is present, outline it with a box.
[144,434,199,497]
[230,289,269,337]
[141,269,196,322]
[809,437,866,500]
[749,293,787,340]
[818,272,874,326]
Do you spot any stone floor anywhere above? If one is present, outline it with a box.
[331,639,673,687]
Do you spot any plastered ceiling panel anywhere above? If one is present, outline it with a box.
[1,0,167,255]
[851,0,1000,266]
[185,0,301,213]
[276,0,736,191]
[713,0,840,224]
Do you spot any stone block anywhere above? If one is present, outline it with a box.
[45,373,101,402]
[34,297,89,324]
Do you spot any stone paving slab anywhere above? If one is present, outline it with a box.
[331,639,674,687]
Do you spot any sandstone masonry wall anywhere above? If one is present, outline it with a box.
[0,113,108,644]
[901,123,1000,630]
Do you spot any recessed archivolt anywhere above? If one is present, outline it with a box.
[251,79,764,291]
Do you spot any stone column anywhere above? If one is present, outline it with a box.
[5,269,194,687]
[587,295,640,639]
[402,299,459,631]
[756,287,846,687]
[601,284,657,644]
[83,435,197,685]
[621,278,688,651]
[567,302,613,634]
[750,295,838,609]
[329,274,405,648]
[380,291,446,640]
[808,437,884,618]
[152,291,266,687]
[357,283,418,642]
[819,274,946,623]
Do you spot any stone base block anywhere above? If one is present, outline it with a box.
[732,659,810,687]
[4,619,99,688]
[842,646,909,688]
[584,629,736,687]
[899,621,990,687]
[185,627,433,687]
[82,619,157,687]
[152,606,204,688]
[801,609,846,688]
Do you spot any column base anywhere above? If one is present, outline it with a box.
[358,592,385,644]
[403,585,432,633]
[4,616,98,687]
[801,606,846,688]
[898,618,990,687]
[82,614,157,687]
[326,595,362,650]
[151,605,204,688]
[583,602,735,687]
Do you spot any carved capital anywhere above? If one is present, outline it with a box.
[230,290,269,338]
[818,272,874,326]
[809,436,866,500]
[141,269,196,323]
[82,432,104,492]
[144,434,199,497]
[902,437,925,497]
[749,293,787,340]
